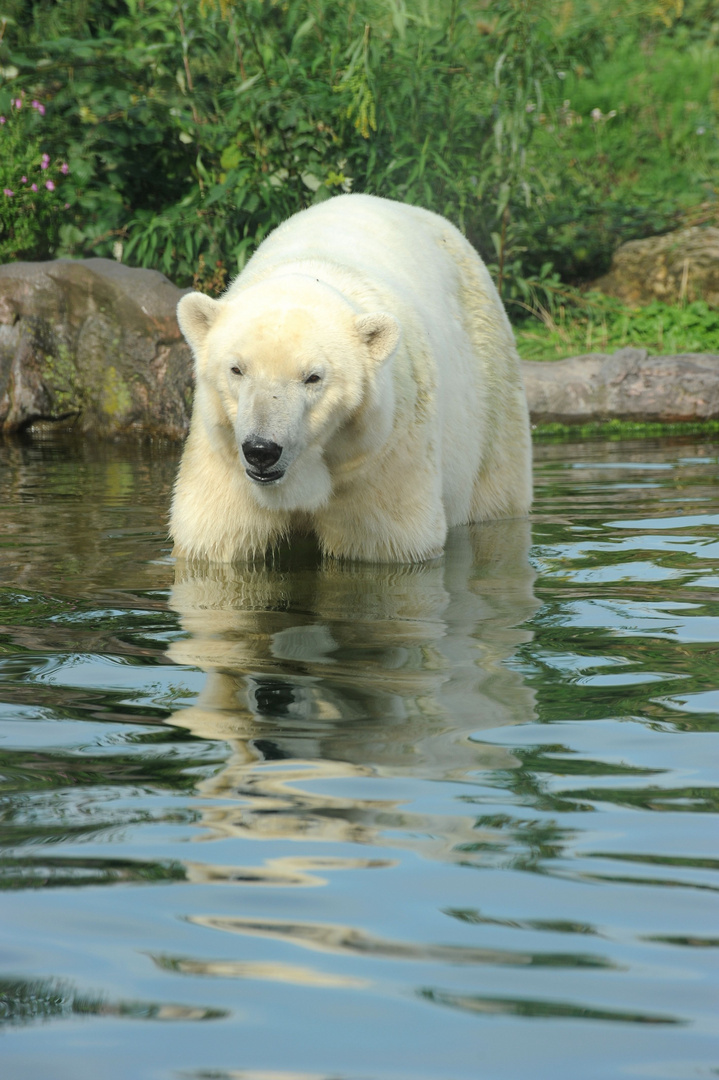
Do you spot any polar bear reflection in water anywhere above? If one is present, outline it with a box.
[166,521,538,865]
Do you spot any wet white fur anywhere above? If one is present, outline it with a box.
[171,194,532,563]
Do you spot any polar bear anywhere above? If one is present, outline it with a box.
[171,194,531,563]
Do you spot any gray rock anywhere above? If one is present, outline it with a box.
[591,226,719,306]
[522,347,719,425]
[0,258,193,437]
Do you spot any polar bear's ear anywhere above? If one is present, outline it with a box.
[354,312,401,366]
[177,292,222,355]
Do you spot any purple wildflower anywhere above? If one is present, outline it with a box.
[41,153,50,170]
[45,180,55,191]
[0,116,5,124]
[13,98,22,109]
[3,188,14,197]
[60,162,69,175]
[30,183,38,192]
[21,176,27,184]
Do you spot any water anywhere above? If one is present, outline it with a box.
[1,432,718,1080]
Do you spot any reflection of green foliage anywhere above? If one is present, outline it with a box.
[418,986,684,1024]
[0,976,227,1027]
[592,851,719,871]
[0,731,224,889]
[644,933,719,947]
[0,853,188,890]
[445,907,597,936]
[0,742,222,799]
[520,584,719,734]
[451,805,573,869]
[0,977,93,1025]
[557,784,719,814]
[482,744,683,818]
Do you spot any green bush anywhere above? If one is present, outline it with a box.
[0,0,717,302]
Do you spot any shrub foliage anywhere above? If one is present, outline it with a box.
[0,0,717,311]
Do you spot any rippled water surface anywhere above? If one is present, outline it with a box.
[1,432,718,1080]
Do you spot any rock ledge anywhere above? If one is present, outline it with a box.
[522,347,719,426]
[1,260,717,437]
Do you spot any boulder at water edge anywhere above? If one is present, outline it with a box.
[0,258,193,437]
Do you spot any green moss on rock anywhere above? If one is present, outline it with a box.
[101,365,133,419]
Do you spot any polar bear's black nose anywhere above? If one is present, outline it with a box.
[242,437,283,471]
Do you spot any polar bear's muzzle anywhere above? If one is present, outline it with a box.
[241,436,286,485]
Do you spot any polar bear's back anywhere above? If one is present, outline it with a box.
[245,193,448,275]
[234,194,497,320]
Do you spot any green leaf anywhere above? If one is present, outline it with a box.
[220,144,241,171]
[292,17,316,47]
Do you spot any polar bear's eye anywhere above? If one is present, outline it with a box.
[230,366,243,377]
[304,373,321,385]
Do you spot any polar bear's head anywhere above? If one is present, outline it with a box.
[178,275,400,513]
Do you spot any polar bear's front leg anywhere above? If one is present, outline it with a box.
[170,438,288,562]
[314,472,447,563]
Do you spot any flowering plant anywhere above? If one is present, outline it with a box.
[0,93,71,261]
